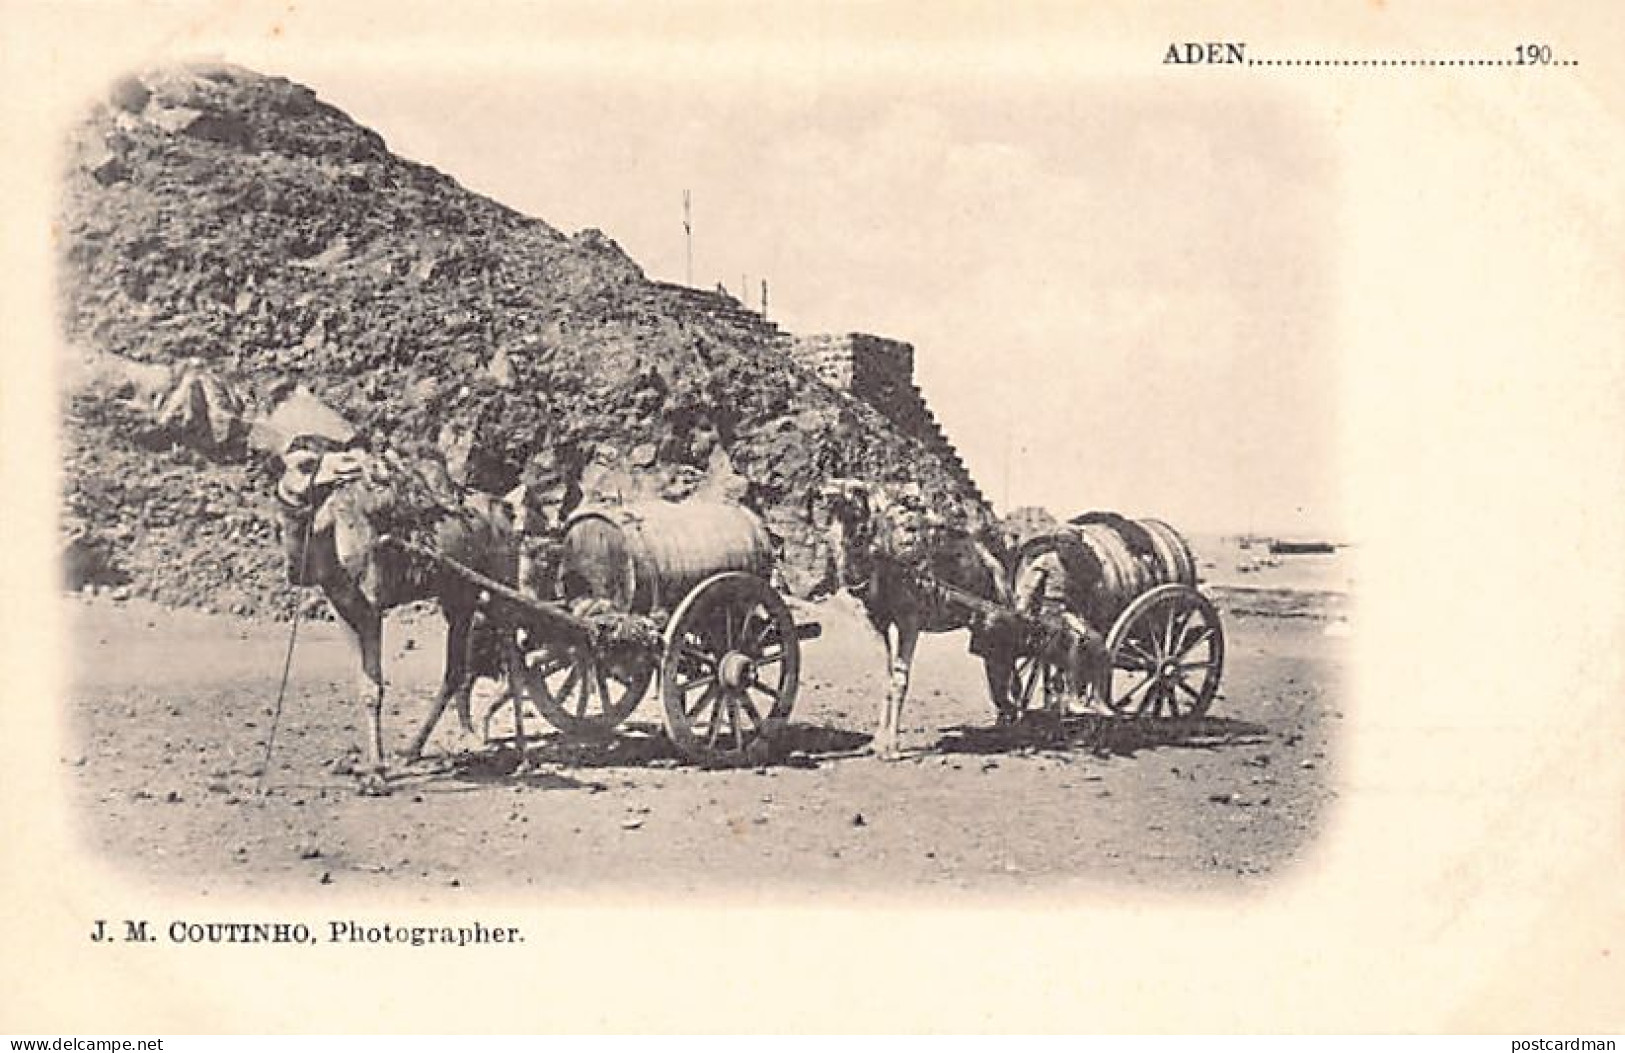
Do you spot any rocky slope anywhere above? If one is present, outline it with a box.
[58,63,988,615]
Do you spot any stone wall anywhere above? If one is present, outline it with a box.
[781,332,987,506]
[627,288,989,509]
[647,281,787,343]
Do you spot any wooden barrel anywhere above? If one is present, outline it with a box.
[1068,519,1155,625]
[1055,511,1196,625]
[558,500,774,614]
[1137,517,1198,587]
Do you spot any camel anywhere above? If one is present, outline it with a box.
[811,480,1026,759]
[269,435,522,794]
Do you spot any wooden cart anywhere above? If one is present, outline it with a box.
[388,500,819,766]
[1007,513,1225,720]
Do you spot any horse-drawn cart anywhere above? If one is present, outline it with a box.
[1006,513,1225,721]
[386,500,819,766]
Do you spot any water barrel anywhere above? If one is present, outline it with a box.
[1136,517,1198,587]
[558,500,774,614]
[1060,511,1193,620]
[1067,518,1156,625]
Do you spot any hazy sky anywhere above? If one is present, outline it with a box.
[220,55,1342,536]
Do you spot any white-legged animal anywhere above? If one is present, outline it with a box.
[812,480,1021,759]
[269,436,519,794]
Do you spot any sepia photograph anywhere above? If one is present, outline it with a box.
[3,0,1622,1036]
[56,40,1344,897]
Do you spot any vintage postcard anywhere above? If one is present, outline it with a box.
[2,0,1621,1035]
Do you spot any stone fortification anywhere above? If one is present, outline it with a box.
[782,333,986,506]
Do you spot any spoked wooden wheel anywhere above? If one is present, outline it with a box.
[1009,650,1071,718]
[660,572,799,766]
[511,634,654,739]
[1104,584,1224,719]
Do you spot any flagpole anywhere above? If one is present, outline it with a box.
[683,190,693,286]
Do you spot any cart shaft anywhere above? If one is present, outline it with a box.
[379,534,595,646]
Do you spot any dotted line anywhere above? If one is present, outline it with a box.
[1248,57,1579,67]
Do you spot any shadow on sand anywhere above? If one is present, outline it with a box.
[404,712,1265,788]
[417,719,873,783]
[392,751,598,794]
[933,713,1269,759]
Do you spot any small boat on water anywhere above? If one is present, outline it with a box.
[1268,539,1336,556]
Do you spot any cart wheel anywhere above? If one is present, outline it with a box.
[660,572,799,766]
[1009,651,1071,718]
[512,634,653,739]
[1104,584,1224,718]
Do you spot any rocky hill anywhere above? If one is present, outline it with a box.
[58,63,989,616]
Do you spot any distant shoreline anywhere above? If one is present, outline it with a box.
[1207,584,1350,621]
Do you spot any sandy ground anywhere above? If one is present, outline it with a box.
[63,590,1346,900]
